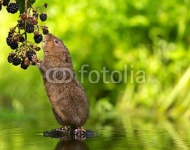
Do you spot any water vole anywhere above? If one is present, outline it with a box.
[35,33,89,135]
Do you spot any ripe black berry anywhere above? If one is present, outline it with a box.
[9,41,18,49]
[0,3,2,11]
[34,34,43,43]
[21,62,27,69]
[12,57,21,66]
[19,36,25,42]
[21,60,30,70]
[6,37,12,46]
[6,2,19,14]
[26,50,36,61]
[43,3,48,9]
[43,29,49,35]
[3,0,10,6]
[40,13,47,21]
[8,31,13,38]
[6,37,18,49]
[18,20,25,29]
[26,24,34,33]
[7,54,15,63]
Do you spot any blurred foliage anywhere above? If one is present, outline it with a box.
[0,0,190,120]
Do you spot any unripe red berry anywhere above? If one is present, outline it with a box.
[20,13,27,20]
[32,19,38,25]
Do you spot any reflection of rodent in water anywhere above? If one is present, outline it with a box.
[55,140,88,150]
[35,33,89,134]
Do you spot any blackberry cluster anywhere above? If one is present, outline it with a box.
[7,53,20,66]
[7,52,33,69]
[7,48,38,69]
[26,50,36,61]
[2,1,49,69]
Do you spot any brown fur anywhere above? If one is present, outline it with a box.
[37,33,89,127]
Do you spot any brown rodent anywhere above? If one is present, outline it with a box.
[35,33,89,134]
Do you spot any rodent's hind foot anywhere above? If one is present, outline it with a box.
[75,127,86,136]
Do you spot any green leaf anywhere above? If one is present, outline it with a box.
[16,0,36,14]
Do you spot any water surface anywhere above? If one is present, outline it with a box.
[0,114,190,150]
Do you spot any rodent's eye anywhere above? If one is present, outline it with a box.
[54,39,59,44]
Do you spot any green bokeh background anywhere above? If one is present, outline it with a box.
[0,0,190,122]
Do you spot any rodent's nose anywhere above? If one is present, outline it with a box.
[43,33,54,41]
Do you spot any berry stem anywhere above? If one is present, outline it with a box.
[24,21,27,41]
[24,0,28,44]
[25,0,28,13]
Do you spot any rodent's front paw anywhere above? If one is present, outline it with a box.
[31,55,45,70]
[34,61,42,68]
[31,55,41,65]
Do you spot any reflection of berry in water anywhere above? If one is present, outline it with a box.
[3,0,10,6]
[6,2,19,14]
[26,50,36,61]
[40,13,47,21]
[12,57,21,66]
[34,34,43,43]
[26,24,34,33]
